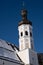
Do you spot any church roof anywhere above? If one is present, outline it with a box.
[0,39,24,64]
[0,39,14,51]
[0,56,24,64]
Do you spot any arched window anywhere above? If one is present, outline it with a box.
[30,32,32,37]
[21,32,23,36]
[25,31,28,35]
[31,39,33,49]
[31,43,33,49]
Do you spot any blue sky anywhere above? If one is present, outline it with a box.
[0,0,43,53]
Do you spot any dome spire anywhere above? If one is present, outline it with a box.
[18,1,32,26]
[21,9,27,20]
[21,1,27,20]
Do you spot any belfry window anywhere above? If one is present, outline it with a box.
[25,31,28,35]
[31,39,33,49]
[21,32,23,36]
[30,32,32,37]
[31,43,33,49]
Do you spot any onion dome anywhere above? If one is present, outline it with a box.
[18,9,32,26]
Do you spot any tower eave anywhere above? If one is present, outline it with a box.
[18,20,32,26]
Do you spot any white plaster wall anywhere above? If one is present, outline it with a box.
[18,49,30,64]
[19,38,25,50]
[29,49,39,65]
[18,49,39,65]
[18,25,33,37]
[18,25,30,37]
[18,24,34,51]
[19,37,31,50]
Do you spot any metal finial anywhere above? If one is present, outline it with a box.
[22,1,25,9]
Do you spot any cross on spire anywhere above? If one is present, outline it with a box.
[23,1,25,8]
[22,1,25,9]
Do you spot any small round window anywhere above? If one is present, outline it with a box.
[25,31,28,35]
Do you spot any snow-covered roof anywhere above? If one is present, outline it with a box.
[0,39,23,63]
[0,39,14,51]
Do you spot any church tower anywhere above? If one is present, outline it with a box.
[18,9,39,65]
[18,9,34,51]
